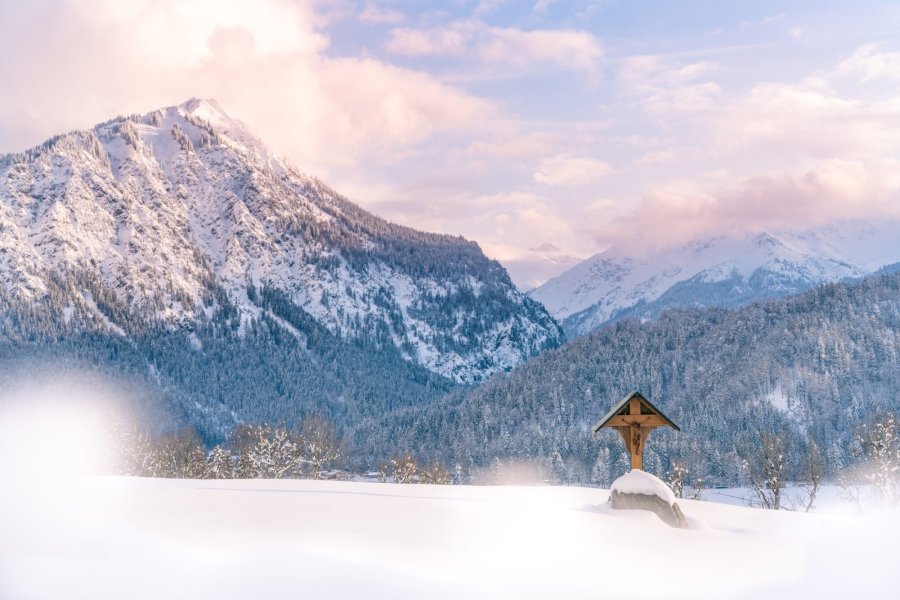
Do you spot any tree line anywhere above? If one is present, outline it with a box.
[112,416,345,480]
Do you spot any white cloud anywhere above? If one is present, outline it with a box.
[474,0,508,17]
[533,154,612,186]
[618,56,722,114]
[740,13,787,29]
[833,43,900,82]
[359,4,406,25]
[479,28,603,73]
[715,77,900,161]
[386,21,474,57]
[386,21,603,74]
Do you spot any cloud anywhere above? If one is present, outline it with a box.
[833,43,900,82]
[593,159,900,251]
[479,28,603,72]
[0,0,492,175]
[533,0,558,11]
[474,0,508,17]
[460,129,565,161]
[533,154,612,185]
[715,77,900,161]
[497,242,583,290]
[618,56,722,114]
[386,21,603,74]
[358,3,406,25]
[386,21,474,57]
[617,44,900,174]
[740,13,787,29]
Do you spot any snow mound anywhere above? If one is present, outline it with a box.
[611,470,675,505]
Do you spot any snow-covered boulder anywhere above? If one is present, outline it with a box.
[610,470,688,528]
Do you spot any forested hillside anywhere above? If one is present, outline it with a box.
[0,275,454,442]
[352,272,900,485]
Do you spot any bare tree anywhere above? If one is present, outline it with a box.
[298,416,343,480]
[799,437,824,512]
[853,412,900,505]
[742,432,787,510]
[381,454,419,483]
[667,457,705,500]
[666,462,689,498]
[419,462,450,484]
[688,474,704,500]
[150,429,206,478]
[109,418,156,476]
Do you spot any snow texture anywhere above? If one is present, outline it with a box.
[611,469,676,505]
[2,477,898,600]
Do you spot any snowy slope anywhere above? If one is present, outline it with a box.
[530,221,900,336]
[0,98,562,382]
[2,476,897,600]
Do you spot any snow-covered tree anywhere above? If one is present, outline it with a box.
[666,462,689,499]
[854,413,900,504]
[590,448,611,487]
[110,418,155,476]
[383,454,419,484]
[419,462,450,484]
[452,463,465,485]
[149,429,206,478]
[742,432,787,510]
[235,424,301,479]
[299,416,343,480]
[204,445,235,479]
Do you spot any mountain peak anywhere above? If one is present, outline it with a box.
[177,97,233,126]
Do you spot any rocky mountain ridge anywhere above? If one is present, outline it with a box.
[0,98,563,383]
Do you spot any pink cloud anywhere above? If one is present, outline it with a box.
[0,0,494,176]
[593,160,900,251]
[386,21,603,74]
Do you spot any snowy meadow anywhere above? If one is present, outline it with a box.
[3,477,899,600]
[1,392,898,600]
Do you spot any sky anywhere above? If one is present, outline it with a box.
[1,1,900,288]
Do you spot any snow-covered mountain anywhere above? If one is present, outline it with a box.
[530,222,900,336]
[0,98,562,383]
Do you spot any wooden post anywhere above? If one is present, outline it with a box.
[593,391,680,476]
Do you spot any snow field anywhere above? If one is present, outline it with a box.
[2,476,898,600]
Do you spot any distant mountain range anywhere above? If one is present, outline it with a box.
[530,222,900,337]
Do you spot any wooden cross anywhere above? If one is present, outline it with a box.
[592,392,679,471]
